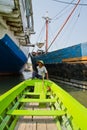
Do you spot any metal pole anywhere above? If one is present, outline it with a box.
[43,13,51,53]
[46,18,48,53]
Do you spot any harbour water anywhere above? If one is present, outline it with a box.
[0,71,32,95]
[57,82,87,108]
[0,71,87,108]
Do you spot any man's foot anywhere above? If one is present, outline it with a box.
[47,86,51,91]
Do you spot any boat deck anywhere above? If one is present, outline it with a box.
[15,103,58,130]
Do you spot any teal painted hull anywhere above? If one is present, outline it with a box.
[31,43,87,81]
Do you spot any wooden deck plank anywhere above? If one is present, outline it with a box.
[25,120,36,130]
[62,56,87,62]
[46,117,58,130]
[15,103,33,130]
[37,122,46,130]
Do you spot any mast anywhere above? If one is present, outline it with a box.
[43,12,51,53]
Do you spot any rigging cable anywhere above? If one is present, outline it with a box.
[36,23,45,43]
[52,0,87,6]
[52,0,75,20]
[47,0,80,51]
[65,2,83,45]
[50,0,76,47]
[32,23,45,52]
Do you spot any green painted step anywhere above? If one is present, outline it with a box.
[24,92,40,96]
[19,98,56,103]
[34,82,47,93]
[24,92,51,96]
[7,109,66,116]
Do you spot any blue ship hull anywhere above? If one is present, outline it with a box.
[0,34,27,75]
[31,43,87,81]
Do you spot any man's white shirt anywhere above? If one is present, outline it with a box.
[37,66,47,78]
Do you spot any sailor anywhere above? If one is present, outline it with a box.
[32,60,48,79]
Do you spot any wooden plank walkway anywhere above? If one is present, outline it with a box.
[15,103,58,130]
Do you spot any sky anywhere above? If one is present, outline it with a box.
[30,0,87,52]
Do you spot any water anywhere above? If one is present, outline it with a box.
[57,82,87,108]
[0,72,87,108]
[0,71,32,95]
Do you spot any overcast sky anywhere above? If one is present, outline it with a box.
[31,0,87,52]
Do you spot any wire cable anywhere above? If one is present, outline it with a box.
[52,0,75,20]
[52,0,87,6]
[36,23,45,43]
[65,2,83,45]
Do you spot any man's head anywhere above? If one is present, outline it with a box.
[38,60,44,64]
[37,60,44,67]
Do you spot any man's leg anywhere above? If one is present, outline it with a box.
[37,74,42,79]
[32,71,37,79]
[32,71,42,79]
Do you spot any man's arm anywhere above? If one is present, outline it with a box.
[45,72,48,79]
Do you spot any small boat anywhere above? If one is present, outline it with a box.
[0,79,87,130]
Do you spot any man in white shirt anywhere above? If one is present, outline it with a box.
[32,60,48,79]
